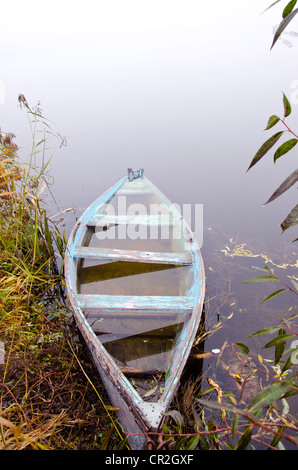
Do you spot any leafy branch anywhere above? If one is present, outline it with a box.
[247,92,298,236]
[243,264,298,304]
[248,2,298,239]
[263,0,298,49]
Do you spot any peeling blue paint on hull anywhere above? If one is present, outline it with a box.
[64,172,205,450]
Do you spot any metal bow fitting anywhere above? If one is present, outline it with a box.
[128,168,144,181]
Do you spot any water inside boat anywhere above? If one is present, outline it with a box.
[76,178,195,399]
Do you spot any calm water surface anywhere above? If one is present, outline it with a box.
[2,0,297,446]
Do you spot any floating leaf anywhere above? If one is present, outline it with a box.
[142,384,158,397]
[258,354,263,364]
[229,395,237,405]
[265,115,280,130]
[264,333,294,348]
[247,132,284,171]
[249,327,281,337]
[274,138,298,162]
[243,274,279,284]
[260,288,287,304]
[234,343,250,354]
[281,204,298,232]
[248,375,296,413]
[265,169,298,204]
[283,0,297,18]
[271,9,298,49]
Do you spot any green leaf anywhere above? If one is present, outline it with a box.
[271,9,298,49]
[281,204,298,232]
[142,384,158,397]
[248,375,296,413]
[247,132,284,171]
[264,333,294,348]
[243,274,279,284]
[260,289,287,304]
[283,0,297,18]
[274,138,298,162]
[207,420,219,448]
[275,329,288,364]
[249,327,280,337]
[281,354,294,374]
[270,426,285,448]
[234,343,250,354]
[283,93,292,117]
[264,328,293,364]
[265,169,298,204]
[185,435,200,450]
[265,115,280,130]
[231,413,239,443]
[235,425,253,450]
[283,388,298,399]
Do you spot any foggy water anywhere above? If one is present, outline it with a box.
[1,0,297,443]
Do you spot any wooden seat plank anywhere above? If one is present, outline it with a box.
[77,294,193,314]
[73,246,192,265]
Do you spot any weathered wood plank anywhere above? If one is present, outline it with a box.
[73,246,192,265]
[78,294,193,313]
[87,213,178,227]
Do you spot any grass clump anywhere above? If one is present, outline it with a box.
[0,97,121,450]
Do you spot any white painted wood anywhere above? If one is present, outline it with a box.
[78,294,193,313]
[73,246,192,265]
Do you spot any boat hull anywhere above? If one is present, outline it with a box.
[65,173,205,449]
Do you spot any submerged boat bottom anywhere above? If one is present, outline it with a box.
[83,308,189,402]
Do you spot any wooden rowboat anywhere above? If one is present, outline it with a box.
[65,169,205,449]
